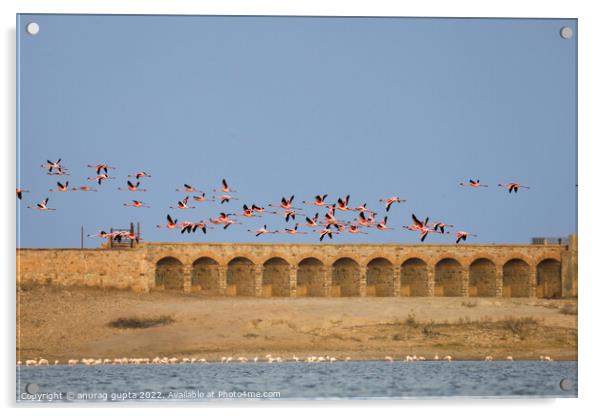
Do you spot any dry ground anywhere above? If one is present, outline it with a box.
[17,284,577,362]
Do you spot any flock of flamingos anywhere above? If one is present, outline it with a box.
[18,353,553,367]
[17,158,530,244]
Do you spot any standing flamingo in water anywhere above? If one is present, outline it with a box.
[447,231,478,244]
[498,183,530,193]
[460,179,488,188]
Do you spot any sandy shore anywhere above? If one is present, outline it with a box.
[17,284,577,362]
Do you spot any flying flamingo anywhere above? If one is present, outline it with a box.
[460,179,488,188]
[217,194,239,204]
[333,223,348,233]
[128,171,151,179]
[123,200,150,208]
[180,221,197,234]
[336,195,354,211]
[302,194,329,207]
[77,186,97,192]
[248,225,277,237]
[379,196,406,212]
[27,198,55,211]
[357,211,377,227]
[49,181,77,192]
[41,158,65,173]
[214,178,236,193]
[273,208,302,222]
[87,163,116,174]
[269,195,296,210]
[498,182,530,193]
[113,230,140,243]
[447,231,478,244]
[192,221,211,234]
[16,189,29,199]
[156,214,178,229]
[118,180,147,192]
[375,216,393,231]
[170,196,195,209]
[87,173,114,185]
[347,224,368,234]
[279,224,308,235]
[323,208,347,227]
[432,222,454,234]
[209,212,238,229]
[315,225,339,241]
[302,213,320,227]
[192,193,213,203]
[234,204,262,218]
[87,230,113,239]
[403,214,436,242]
[176,184,201,193]
[47,169,69,176]
[354,203,375,214]
[251,204,277,214]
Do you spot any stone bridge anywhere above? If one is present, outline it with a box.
[17,236,577,298]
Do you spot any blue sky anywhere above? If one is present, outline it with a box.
[17,15,577,248]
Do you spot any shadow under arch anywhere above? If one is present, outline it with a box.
[503,259,530,297]
[263,257,291,297]
[297,257,326,297]
[192,256,221,295]
[469,258,496,297]
[537,258,562,298]
[400,258,428,296]
[332,257,361,297]
[366,257,394,297]
[227,257,256,296]
[155,256,184,290]
[435,258,463,297]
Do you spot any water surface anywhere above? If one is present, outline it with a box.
[16,361,577,402]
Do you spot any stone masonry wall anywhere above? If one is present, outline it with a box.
[17,237,577,298]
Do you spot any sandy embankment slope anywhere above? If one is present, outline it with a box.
[17,285,577,362]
